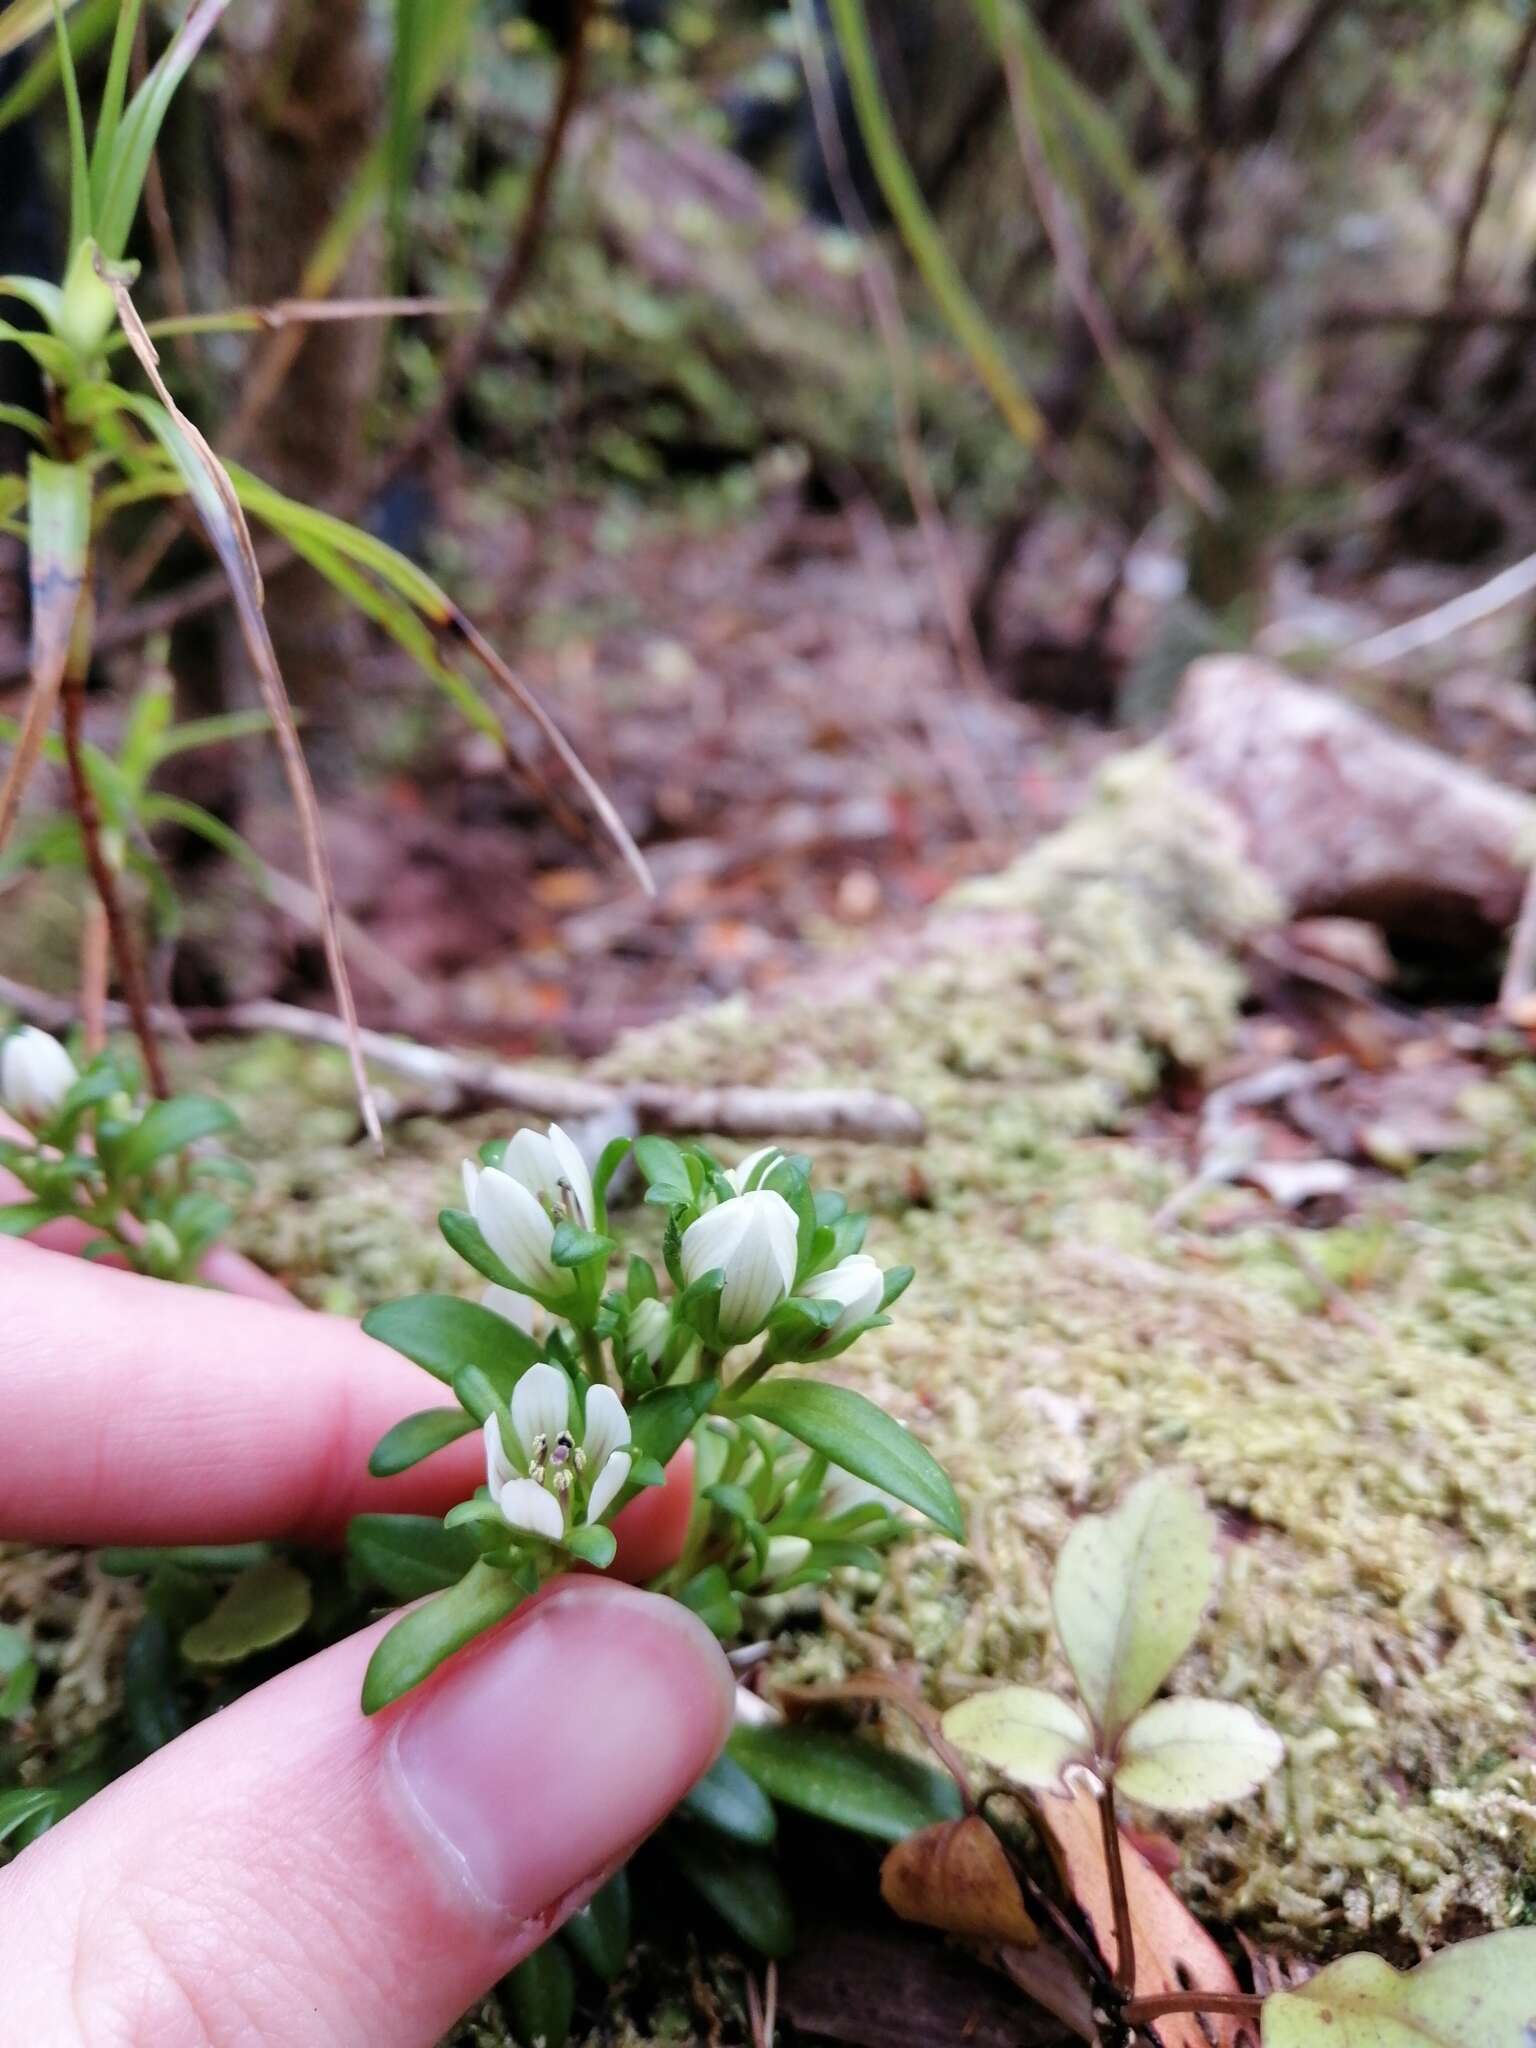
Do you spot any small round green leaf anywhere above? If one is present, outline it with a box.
[941,1686,1093,1792]
[1115,1696,1284,1815]
[180,1560,311,1666]
[361,1560,529,1713]
[367,1406,476,1477]
[1260,1931,1536,2047]
[1052,1472,1217,1744]
[732,1379,963,1541]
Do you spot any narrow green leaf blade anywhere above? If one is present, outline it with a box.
[362,1293,541,1387]
[367,1406,477,1478]
[728,1724,963,1843]
[676,1752,778,1846]
[501,1937,574,2048]
[361,1560,527,1712]
[562,1867,630,1983]
[667,1827,794,1958]
[732,1379,963,1541]
[117,1095,236,1177]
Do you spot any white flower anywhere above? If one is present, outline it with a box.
[470,1166,572,1297]
[481,1284,545,1338]
[625,1296,671,1365]
[0,1027,77,1126]
[503,1123,594,1226]
[681,1188,799,1342]
[723,1145,784,1195]
[484,1366,633,1540]
[800,1253,884,1340]
[762,1535,812,1581]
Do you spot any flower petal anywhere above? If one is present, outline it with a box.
[473,1168,568,1296]
[763,1534,812,1581]
[584,1449,631,1525]
[511,1362,573,1456]
[724,1145,782,1195]
[496,1477,565,1541]
[546,1122,595,1225]
[582,1383,632,1470]
[461,1159,481,1211]
[483,1413,517,1494]
[481,1284,542,1337]
[800,1253,885,1338]
[680,1200,744,1289]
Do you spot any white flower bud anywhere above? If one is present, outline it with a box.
[502,1122,595,1226]
[723,1145,784,1194]
[681,1189,799,1343]
[471,1166,573,1298]
[0,1027,77,1127]
[626,1295,672,1365]
[800,1253,885,1340]
[762,1535,812,1582]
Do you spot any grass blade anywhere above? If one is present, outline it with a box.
[88,0,145,219]
[0,0,111,135]
[51,0,91,250]
[100,270,382,1145]
[0,0,74,58]
[0,455,91,851]
[94,0,232,262]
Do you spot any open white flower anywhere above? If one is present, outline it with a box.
[0,1026,77,1126]
[723,1145,784,1195]
[681,1188,799,1342]
[468,1165,572,1298]
[503,1123,594,1225]
[800,1253,884,1340]
[484,1365,633,1539]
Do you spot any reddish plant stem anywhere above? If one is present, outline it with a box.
[61,669,169,1097]
[1097,1777,1137,1997]
[1123,1990,1265,2024]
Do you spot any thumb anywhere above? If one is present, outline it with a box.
[0,1579,733,2047]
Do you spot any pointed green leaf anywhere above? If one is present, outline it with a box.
[633,1135,694,1208]
[180,1560,312,1666]
[728,1724,963,1843]
[562,1867,631,1984]
[941,1686,1093,1792]
[1260,1931,1536,2047]
[1116,1696,1285,1815]
[117,1094,236,1177]
[550,1220,617,1269]
[362,1559,529,1712]
[367,1406,477,1478]
[731,1379,963,1541]
[362,1292,541,1387]
[667,1827,794,1959]
[501,1937,574,2048]
[627,1378,720,1471]
[677,1752,777,1846]
[348,1513,481,1601]
[1052,1472,1218,1744]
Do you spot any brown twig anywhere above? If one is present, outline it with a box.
[1122,1989,1264,2025]
[374,0,595,494]
[60,673,168,1096]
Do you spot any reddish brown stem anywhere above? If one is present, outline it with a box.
[1123,1990,1265,2024]
[61,671,169,1097]
[1097,1777,1136,1997]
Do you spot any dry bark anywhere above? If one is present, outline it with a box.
[1169,654,1536,940]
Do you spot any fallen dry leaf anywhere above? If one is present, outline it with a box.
[880,1816,1040,1949]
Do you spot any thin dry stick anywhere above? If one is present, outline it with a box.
[79,899,110,1057]
[1341,548,1536,668]
[1499,858,1536,1019]
[790,0,1000,837]
[374,0,595,495]
[1403,10,1536,412]
[994,13,1222,517]
[61,670,169,1096]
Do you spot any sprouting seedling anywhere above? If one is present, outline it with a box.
[941,1475,1536,2044]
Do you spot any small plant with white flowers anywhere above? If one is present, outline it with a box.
[0,1024,244,1281]
[355,1130,960,1711]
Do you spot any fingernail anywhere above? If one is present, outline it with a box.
[391,1580,733,1916]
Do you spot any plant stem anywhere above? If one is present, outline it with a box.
[1096,1775,1137,1996]
[61,662,168,1097]
[580,1330,611,1387]
[1122,1991,1264,2025]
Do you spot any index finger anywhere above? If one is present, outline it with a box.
[0,1237,692,1571]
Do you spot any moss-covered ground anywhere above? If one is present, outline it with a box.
[9,750,1536,2025]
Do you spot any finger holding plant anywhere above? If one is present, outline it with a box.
[0,1022,244,1281]
[355,1126,957,1714]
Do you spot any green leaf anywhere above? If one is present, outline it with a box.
[0,1622,37,1718]
[121,1612,183,1752]
[550,1220,617,1269]
[633,1135,693,1207]
[93,0,230,262]
[501,1937,574,2048]
[367,1406,477,1478]
[180,1560,312,1666]
[362,1559,528,1713]
[562,1867,631,1983]
[880,1265,914,1309]
[437,1206,523,1292]
[667,1827,794,1959]
[1260,1931,1536,2047]
[731,1380,963,1542]
[0,1201,61,1235]
[0,1785,56,1843]
[117,1095,236,1178]
[1115,1696,1285,1815]
[728,1725,963,1843]
[362,1293,540,1388]
[941,1687,1093,1793]
[591,1135,633,1229]
[677,1752,777,1846]
[348,1513,481,1602]
[562,1524,617,1570]
[627,1379,720,1472]
[1051,1472,1218,1745]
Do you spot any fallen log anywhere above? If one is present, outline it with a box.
[1169,654,1536,941]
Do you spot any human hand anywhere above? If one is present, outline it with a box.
[0,1237,734,2046]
